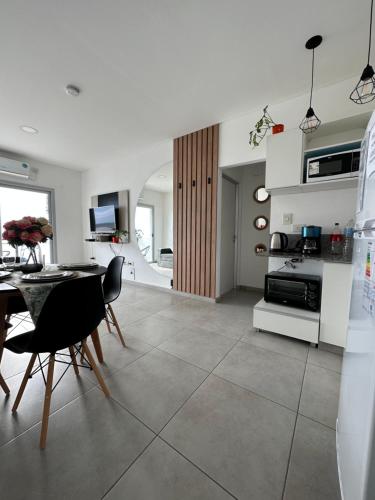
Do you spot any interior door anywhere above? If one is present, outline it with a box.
[220,176,237,295]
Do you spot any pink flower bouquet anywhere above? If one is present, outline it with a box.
[2,216,53,248]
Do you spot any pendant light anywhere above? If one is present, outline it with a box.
[299,35,322,134]
[350,0,375,104]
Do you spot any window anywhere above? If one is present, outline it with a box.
[0,184,54,264]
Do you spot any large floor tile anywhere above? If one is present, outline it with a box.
[241,329,309,361]
[299,364,341,429]
[214,341,305,410]
[158,326,236,371]
[104,438,232,500]
[0,361,95,447]
[161,375,295,500]
[111,303,154,327]
[105,349,208,432]
[0,388,154,500]
[84,333,153,383]
[307,347,342,373]
[193,311,250,340]
[156,299,213,323]
[126,315,185,347]
[284,415,341,500]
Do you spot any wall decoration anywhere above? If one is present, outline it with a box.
[299,35,323,134]
[253,185,270,203]
[253,216,269,230]
[255,243,267,254]
[249,106,279,148]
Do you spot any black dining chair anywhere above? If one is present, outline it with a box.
[3,274,110,449]
[102,256,126,347]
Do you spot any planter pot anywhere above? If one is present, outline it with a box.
[272,124,285,134]
[112,236,120,243]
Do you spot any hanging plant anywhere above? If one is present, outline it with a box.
[249,105,276,148]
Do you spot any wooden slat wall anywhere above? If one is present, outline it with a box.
[173,124,219,298]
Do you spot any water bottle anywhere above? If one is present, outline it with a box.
[330,223,343,255]
[342,220,354,259]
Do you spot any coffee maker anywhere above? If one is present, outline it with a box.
[301,225,322,255]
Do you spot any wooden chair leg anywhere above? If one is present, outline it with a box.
[69,346,79,376]
[108,304,126,347]
[40,355,55,450]
[82,340,110,397]
[12,353,37,412]
[0,373,10,395]
[104,314,112,334]
[90,328,104,363]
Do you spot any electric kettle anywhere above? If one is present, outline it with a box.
[270,232,288,251]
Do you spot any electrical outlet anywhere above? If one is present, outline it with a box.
[125,266,135,280]
[282,213,293,225]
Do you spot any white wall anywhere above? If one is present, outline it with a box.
[270,188,357,234]
[162,191,173,249]
[237,163,270,289]
[0,151,83,263]
[219,76,375,169]
[81,140,173,288]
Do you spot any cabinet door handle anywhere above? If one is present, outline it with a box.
[192,180,196,187]
[208,177,211,184]
[178,182,182,189]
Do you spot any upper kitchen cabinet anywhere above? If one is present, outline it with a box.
[265,128,304,192]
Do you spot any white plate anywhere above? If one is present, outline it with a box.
[21,271,75,282]
[0,271,12,280]
[58,262,98,270]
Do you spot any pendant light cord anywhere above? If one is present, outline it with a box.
[369,0,374,64]
[309,49,315,108]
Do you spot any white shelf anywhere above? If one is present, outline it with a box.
[267,177,357,195]
[254,299,320,322]
[253,299,320,344]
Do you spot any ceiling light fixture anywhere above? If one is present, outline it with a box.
[350,0,375,104]
[20,125,39,134]
[299,35,322,134]
[65,84,81,97]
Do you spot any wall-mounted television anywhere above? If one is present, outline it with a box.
[91,205,118,233]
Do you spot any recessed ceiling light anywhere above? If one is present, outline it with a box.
[158,174,166,179]
[20,125,39,134]
[65,84,81,97]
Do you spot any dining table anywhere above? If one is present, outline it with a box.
[0,264,107,395]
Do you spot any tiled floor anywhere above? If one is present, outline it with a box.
[0,285,342,499]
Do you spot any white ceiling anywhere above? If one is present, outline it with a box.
[0,0,369,171]
[145,162,173,192]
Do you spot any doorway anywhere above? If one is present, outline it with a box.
[0,183,54,264]
[220,175,238,295]
[135,204,154,263]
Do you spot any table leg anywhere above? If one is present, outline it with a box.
[90,328,104,364]
[0,295,10,394]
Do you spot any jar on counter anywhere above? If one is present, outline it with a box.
[330,223,344,256]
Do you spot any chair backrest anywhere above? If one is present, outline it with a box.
[32,274,105,353]
[102,256,125,304]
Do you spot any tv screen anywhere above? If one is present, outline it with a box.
[93,205,117,233]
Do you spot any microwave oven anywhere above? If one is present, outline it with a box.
[264,272,321,312]
[306,148,360,183]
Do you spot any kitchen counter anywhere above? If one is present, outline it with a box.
[256,250,352,264]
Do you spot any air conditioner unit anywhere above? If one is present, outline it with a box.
[0,157,30,179]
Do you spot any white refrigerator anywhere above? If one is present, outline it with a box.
[337,111,375,500]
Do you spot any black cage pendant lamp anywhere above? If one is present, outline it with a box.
[350,0,375,104]
[299,35,322,134]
